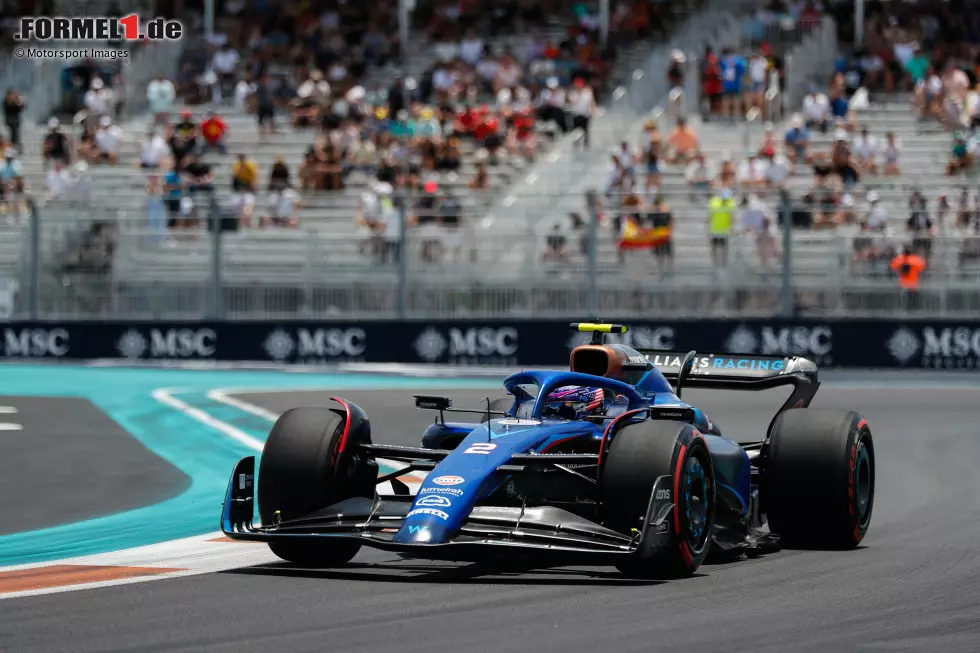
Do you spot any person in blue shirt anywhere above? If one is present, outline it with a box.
[162,164,183,229]
[783,114,811,166]
[719,48,746,119]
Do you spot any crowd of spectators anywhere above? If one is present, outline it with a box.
[154,0,683,260]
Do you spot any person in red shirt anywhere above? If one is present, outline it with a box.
[200,108,227,155]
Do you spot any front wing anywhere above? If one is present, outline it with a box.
[221,456,678,563]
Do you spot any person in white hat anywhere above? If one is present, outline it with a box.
[784,113,810,166]
[539,77,568,132]
[83,77,112,126]
[94,115,123,164]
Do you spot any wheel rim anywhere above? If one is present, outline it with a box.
[683,455,710,550]
[855,440,873,527]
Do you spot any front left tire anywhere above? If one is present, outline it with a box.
[258,404,377,566]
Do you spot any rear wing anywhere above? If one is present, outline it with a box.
[640,351,818,388]
[638,350,820,432]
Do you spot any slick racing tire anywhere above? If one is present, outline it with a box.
[765,409,875,549]
[258,405,377,566]
[600,420,715,578]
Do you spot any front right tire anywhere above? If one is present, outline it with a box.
[600,419,715,578]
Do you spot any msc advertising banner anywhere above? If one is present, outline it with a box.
[0,320,978,370]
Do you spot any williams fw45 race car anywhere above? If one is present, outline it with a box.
[222,323,876,577]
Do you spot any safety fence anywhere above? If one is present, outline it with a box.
[0,318,977,371]
[1,193,979,320]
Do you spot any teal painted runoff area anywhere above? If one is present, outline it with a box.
[0,365,499,566]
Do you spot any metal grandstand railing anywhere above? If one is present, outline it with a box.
[5,196,980,320]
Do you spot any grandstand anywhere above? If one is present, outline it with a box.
[3,0,979,318]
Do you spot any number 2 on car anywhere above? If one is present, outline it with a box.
[464,442,497,455]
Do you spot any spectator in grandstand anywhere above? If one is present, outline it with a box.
[567,78,598,149]
[719,48,746,120]
[83,77,113,128]
[702,47,723,117]
[766,154,791,190]
[784,114,810,166]
[0,148,23,215]
[265,185,299,229]
[211,42,240,104]
[907,191,934,258]
[93,116,123,165]
[915,65,943,121]
[3,88,24,150]
[231,153,258,193]
[890,245,927,310]
[469,159,489,191]
[42,118,71,167]
[758,123,778,159]
[138,128,169,189]
[747,51,769,114]
[716,154,737,190]
[162,163,183,229]
[882,131,901,176]
[146,73,176,126]
[373,182,402,264]
[539,77,569,133]
[802,88,830,134]
[268,156,291,191]
[947,132,973,176]
[640,119,662,192]
[542,223,570,265]
[738,152,768,191]
[739,194,779,268]
[831,131,859,187]
[200,108,228,155]
[956,189,977,229]
[828,73,851,126]
[254,74,277,139]
[905,45,930,89]
[862,191,889,232]
[649,195,674,277]
[605,150,631,198]
[45,160,73,202]
[810,155,841,229]
[145,179,166,240]
[852,126,877,176]
[661,45,683,89]
[182,153,214,192]
[169,110,199,168]
[708,188,736,269]
[75,126,101,164]
[665,116,699,164]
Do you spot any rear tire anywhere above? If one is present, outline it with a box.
[258,406,377,566]
[600,420,715,578]
[765,408,875,549]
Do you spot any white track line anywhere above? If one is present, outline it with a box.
[151,388,263,452]
[0,423,22,431]
[207,389,280,421]
[207,388,427,483]
[0,406,18,414]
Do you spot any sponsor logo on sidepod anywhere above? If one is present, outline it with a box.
[416,495,452,508]
[432,475,464,486]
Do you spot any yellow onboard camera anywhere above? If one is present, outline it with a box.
[570,322,628,344]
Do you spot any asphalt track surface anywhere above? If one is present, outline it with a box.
[0,396,189,535]
[6,380,980,652]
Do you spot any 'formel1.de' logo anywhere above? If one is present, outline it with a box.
[16,16,182,41]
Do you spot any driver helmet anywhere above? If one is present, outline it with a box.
[543,386,604,419]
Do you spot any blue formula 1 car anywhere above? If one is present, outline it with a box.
[222,323,876,577]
